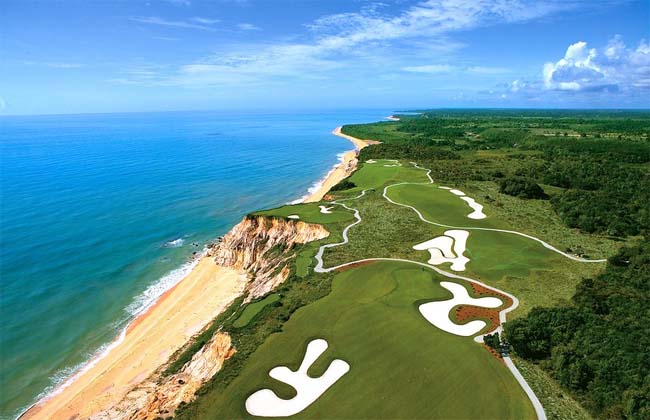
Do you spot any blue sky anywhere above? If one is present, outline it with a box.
[1,0,649,115]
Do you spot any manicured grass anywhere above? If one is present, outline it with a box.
[252,202,354,225]
[322,163,605,316]
[233,294,280,329]
[181,261,535,419]
[341,159,429,193]
[387,182,499,228]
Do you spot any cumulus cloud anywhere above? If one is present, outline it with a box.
[543,36,650,92]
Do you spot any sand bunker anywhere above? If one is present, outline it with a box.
[413,230,470,271]
[318,206,333,214]
[245,339,349,417]
[287,215,300,219]
[459,196,486,219]
[438,187,487,219]
[419,282,502,336]
[365,159,377,163]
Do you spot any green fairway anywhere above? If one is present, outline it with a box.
[252,202,354,225]
[336,159,430,194]
[387,182,498,228]
[180,261,535,419]
[233,294,280,328]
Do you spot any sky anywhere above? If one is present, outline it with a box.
[1,0,649,115]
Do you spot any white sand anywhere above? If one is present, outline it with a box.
[419,281,502,336]
[450,189,465,196]
[287,215,300,219]
[438,186,452,190]
[413,230,470,271]
[245,339,350,417]
[318,206,333,214]
[365,159,377,163]
[459,196,486,219]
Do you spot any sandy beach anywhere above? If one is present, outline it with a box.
[21,125,371,419]
[303,127,369,203]
[22,259,247,419]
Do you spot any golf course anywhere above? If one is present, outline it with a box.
[177,155,608,419]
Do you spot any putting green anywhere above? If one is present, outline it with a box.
[184,261,535,419]
[233,294,280,329]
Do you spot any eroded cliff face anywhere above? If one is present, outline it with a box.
[92,216,329,420]
[209,216,329,301]
[92,332,234,420]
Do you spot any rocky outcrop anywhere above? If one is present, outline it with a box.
[92,333,235,420]
[208,216,329,301]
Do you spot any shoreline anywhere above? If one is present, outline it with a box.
[21,125,372,419]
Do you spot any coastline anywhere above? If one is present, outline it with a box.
[21,125,371,419]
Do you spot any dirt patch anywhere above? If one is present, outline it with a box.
[454,305,500,330]
[335,261,374,272]
[481,343,504,364]
[469,283,513,308]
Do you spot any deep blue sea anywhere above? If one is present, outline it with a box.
[0,110,388,418]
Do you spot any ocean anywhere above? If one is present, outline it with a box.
[0,110,388,418]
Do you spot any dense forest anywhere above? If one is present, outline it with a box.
[351,110,650,237]
[506,241,650,419]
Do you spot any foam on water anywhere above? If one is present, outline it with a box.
[288,152,348,204]
[162,238,185,248]
[20,251,206,417]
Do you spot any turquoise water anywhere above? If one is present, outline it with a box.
[0,110,387,418]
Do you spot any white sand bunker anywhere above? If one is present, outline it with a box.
[459,196,486,219]
[287,215,300,219]
[438,187,487,220]
[245,339,350,417]
[413,230,470,271]
[420,282,502,336]
[365,159,377,163]
[319,205,333,214]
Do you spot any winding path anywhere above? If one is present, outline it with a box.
[311,160,608,420]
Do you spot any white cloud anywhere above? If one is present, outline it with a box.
[130,16,219,31]
[237,23,261,31]
[543,36,650,92]
[191,17,221,25]
[402,64,455,73]
[23,61,83,68]
[0,96,6,111]
[468,66,510,74]
[118,0,579,87]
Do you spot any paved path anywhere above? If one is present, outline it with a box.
[311,160,608,420]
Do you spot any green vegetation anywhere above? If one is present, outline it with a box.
[505,241,650,419]
[499,177,548,199]
[329,179,356,191]
[180,262,535,419]
[180,111,648,419]
[513,357,594,420]
[252,202,354,225]
[232,294,280,328]
[345,109,650,238]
